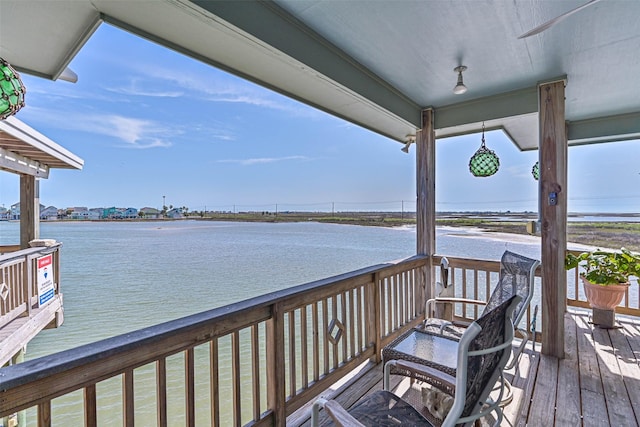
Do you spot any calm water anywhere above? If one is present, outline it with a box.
[1,220,550,426]
[0,220,548,359]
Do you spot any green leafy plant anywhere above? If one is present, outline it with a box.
[565,248,640,285]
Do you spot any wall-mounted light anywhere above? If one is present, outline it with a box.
[453,65,468,95]
[0,58,26,120]
[401,135,416,153]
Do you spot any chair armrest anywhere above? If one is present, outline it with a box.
[324,400,367,427]
[426,297,487,319]
[430,297,487,306]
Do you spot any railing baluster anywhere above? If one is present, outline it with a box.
[372,272,382,363]
[300,306,308,389]
[386,277,393,335]
[156,358,167,427]
[231,331,241,426]
[185,348,195,427]
[339,292,346,362]
[312,302,319,382]
[322,298,329,375]
[251,324,261,421]
[473,269,479,319]
[348,289,355,358]
[123,369,134,427]
[331,295,338,368]
[37,401,51,427]
[399,272,405,326]
[210,339,220,427]
[84,384,97,427]
[288,311,296,397]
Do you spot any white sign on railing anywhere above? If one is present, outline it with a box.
[37,254,55,307]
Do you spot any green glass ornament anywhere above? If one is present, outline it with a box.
[0,58,26,120]
[469,124,499,177]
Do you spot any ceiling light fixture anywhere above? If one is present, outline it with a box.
[0,58,26,120]
[401,135,416,153]
[453,65,468,95]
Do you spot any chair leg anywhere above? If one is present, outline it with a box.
[505,329,528,370]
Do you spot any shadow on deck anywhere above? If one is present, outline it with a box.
[289,310,640,427]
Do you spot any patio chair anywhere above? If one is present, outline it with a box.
[424,250,539,370]
[311,295,520,427]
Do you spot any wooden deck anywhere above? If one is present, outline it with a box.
[289,309,640,427]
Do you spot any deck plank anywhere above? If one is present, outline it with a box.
[502,347,534,427]
[527,354,558,426]
[592,322,635,426]
[515,351,540,427]
[575,313,609,427]
[608,319,640,425]
[555,313,581,426]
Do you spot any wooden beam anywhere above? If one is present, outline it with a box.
[434,86,538,129]
[0,147,49,178]
[417,109,435,305]
[568,111,640,145]
[539,80,567,359]
[19,175,39,249]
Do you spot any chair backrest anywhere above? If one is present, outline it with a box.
[445,295,520,427]
[482,251,540,327]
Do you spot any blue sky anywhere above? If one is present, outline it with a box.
[2,24,639,213]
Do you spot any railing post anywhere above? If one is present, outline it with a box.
[26,254,33,316]
[266,301,285,426]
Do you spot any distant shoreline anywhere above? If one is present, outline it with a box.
[31,211,640,252]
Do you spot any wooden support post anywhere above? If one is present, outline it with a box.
[417,108,436,310]
[266,302,286,426]
[539,80,567,359]
[20,174,39,249]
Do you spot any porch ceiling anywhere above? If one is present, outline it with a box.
[1,0,640,149]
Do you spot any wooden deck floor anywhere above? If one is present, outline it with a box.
[289,310,640,427]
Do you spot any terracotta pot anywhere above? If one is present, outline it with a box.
[582,277,628,310]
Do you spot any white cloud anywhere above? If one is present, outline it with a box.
[217,155,309,165]
[129,62,321,117]
[20,107,173,149]
[103,78,184,98]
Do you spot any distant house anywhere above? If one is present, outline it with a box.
[40,206,59,221]
[166,208,183,219]
[140,207,160,219]
[123,207,138,219]
[70,207,95,220]
[102,207,123,219]
[10,202,46,220]
[89,208,103,220]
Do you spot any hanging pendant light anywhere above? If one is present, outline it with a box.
[0,58,26,120]
[469,123,499,177]
[532,161,540,180]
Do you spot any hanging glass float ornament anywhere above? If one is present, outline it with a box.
[532,161,540,180]
[469,123,499,177]
[0,58,26,120]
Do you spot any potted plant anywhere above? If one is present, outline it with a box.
[565,248,640,315]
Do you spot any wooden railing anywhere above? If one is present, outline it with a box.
[0,255,427,426]
[430,255,543,335]
[0,244,62,329]
[431,253,640,338]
